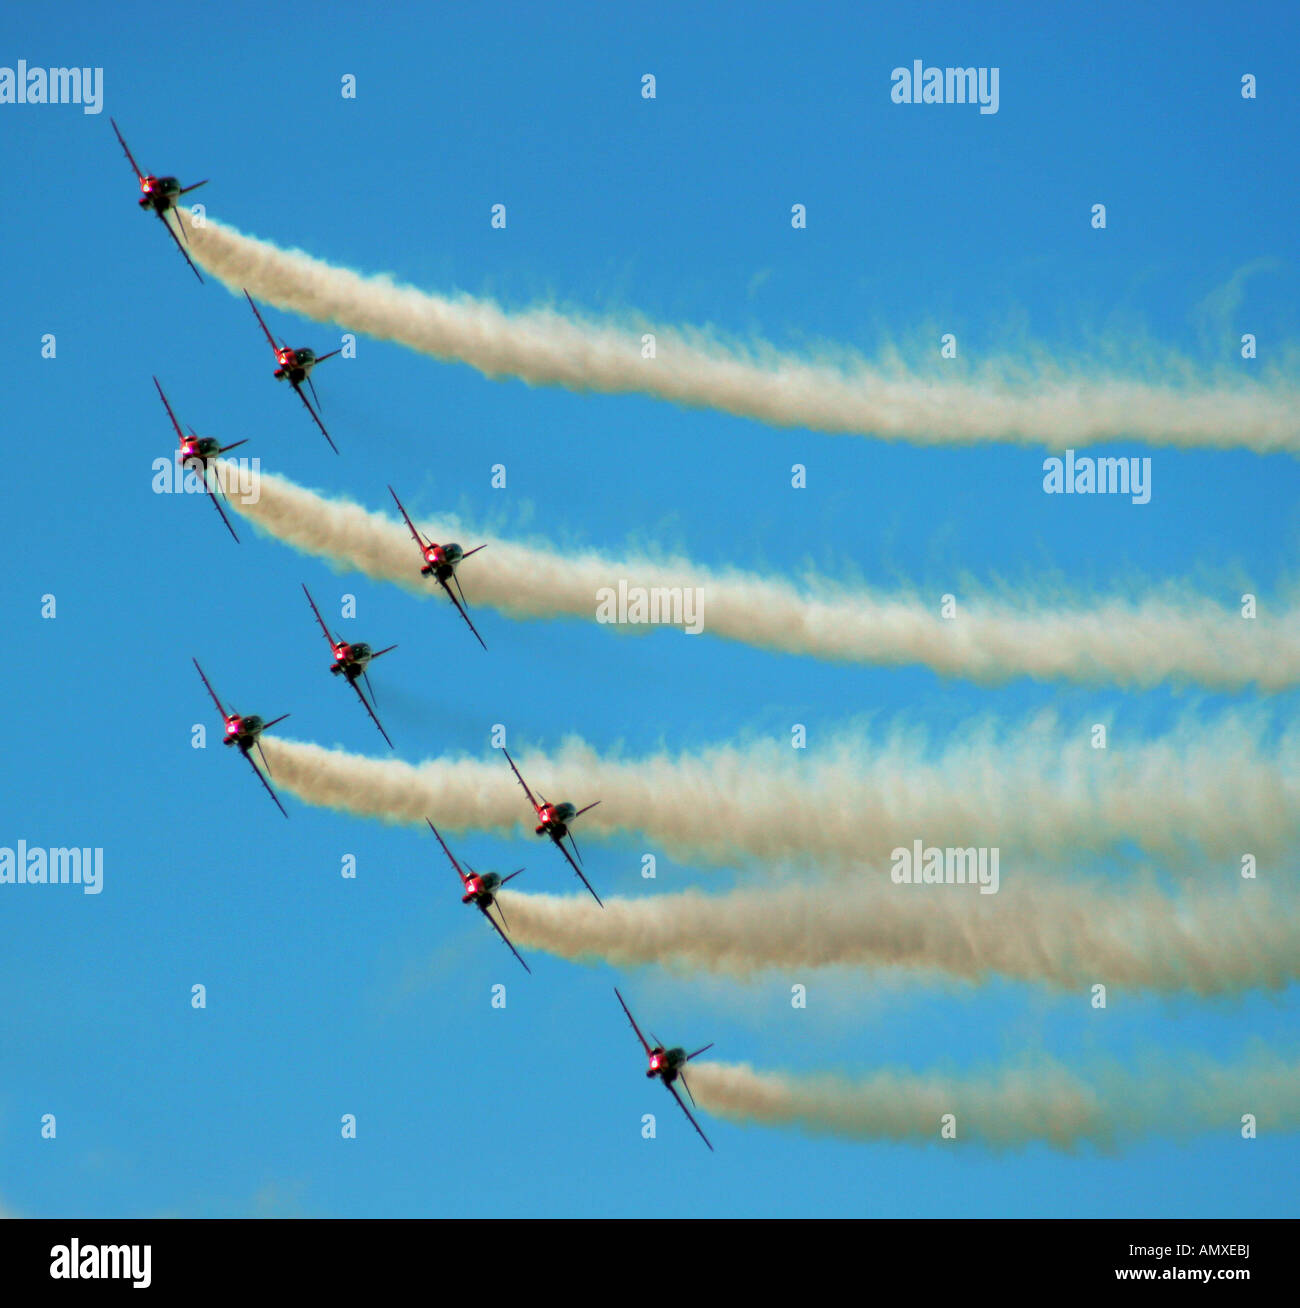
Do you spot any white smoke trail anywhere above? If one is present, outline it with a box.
[260,714,1300,866]
[182,212,1300,452]
[687,1053,1300,1149]
[497,882,1299,994]
[219,466,1298,690]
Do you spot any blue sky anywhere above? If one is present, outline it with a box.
[2,0,1298,1217]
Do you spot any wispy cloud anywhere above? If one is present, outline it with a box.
[261,712,1300,868]
[182,212,1300,452]
[217,466,1297,690]
[691,1051,1300,1150]
[499,879,1299,994]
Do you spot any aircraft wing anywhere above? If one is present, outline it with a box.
[314,348,342,363]
[426,819,470,890]
[154,377,186,442]
[666,1081,714,1152]
[501,749,540,814]
[290,380,338,453]
[301,585,336,648]
[479,902,531,974]
[387,486,427,551]
[678,1068,698,1106]
[157,211,204,283]
[552,831,603,907]
[202,471,241,543]
[614,987,653,1056]
[347,673,394,749]
[242,747,289,818]
[244,290,281,355]
[110,118,144,180]
[438,577,487,651]
[192,659,228,720]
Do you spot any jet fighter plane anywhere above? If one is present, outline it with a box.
[245,291,341,452]
[111,119,208,282]
[502,748,602,906]
[154,377,247,542]
[302,584,396,748]
[427,820,530,974]
[615,988,714,1151]
[193,658,289,817]
[388,485,487,650]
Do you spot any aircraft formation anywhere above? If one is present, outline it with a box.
[118,121,717,1150]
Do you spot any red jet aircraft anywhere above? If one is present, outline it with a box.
[302,584,396,748]
[427,820,530,974]
[245,291,341,452]
[615,988,715,1151]
[154,378,247,543]
[111,119,208,283]
[388,485,487,650]
[502,748,602,906]
[193,659,290,817]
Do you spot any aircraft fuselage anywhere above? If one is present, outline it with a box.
[139,175,182,212]
[420,543,465,581]
[462,870,504,906]
[274,347,319,383]
[329,641,373,677]
[223,714,266,750]
[179,435,221,465]
[537,801,577,838]
[648,1047,688,1081]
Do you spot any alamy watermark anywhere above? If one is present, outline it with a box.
[152,453,262,504]
[0,61,103,113]
[1,841,103,894]
[1043,450,1151,504]
[890,841,1000,894]
[890,61,999,114]
[596,580,704,634]
[50,1240,150,1288]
